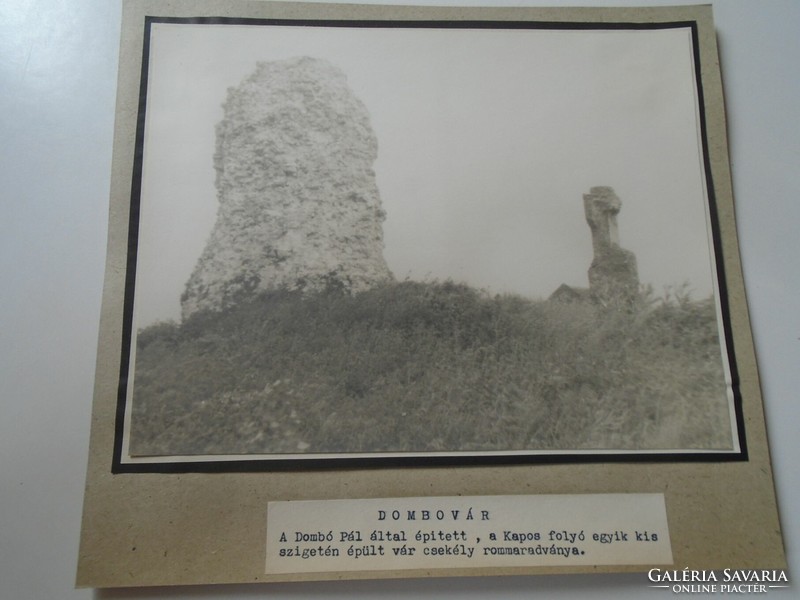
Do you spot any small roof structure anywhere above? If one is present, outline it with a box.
[548,283,591,303]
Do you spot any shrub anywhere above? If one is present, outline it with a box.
[129,280,732,455]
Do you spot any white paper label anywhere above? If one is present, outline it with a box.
[265,494,672,574]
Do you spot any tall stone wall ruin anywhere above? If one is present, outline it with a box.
[549,186,639,305]
[583,186,639,305]
[181,57,393,319]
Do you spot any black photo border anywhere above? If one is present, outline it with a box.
[111,16,748,474]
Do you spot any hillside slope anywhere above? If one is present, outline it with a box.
[130,280,733,456]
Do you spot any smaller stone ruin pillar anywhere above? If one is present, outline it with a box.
[583,186,639,306]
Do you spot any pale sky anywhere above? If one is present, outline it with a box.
[135,22,716,326]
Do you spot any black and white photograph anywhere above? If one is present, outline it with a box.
[8,0,800,595]
[120,18,741,465]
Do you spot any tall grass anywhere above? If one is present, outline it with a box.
[130,280,732,455]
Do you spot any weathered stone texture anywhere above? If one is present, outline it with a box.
[181,57,393,319]
[583,186,639,305]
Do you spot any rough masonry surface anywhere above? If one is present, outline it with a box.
[583,186,639,305]
[548,186,639,305]
[181,57,393,319]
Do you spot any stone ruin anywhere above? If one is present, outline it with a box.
[584,186,640,304]
[550,186,639,306]
[180,57,393,320]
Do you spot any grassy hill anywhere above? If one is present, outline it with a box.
[130,280,733,456]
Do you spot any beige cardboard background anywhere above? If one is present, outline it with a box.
[76,1,785,588]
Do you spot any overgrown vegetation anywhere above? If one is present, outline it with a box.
[130,280,733,455]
